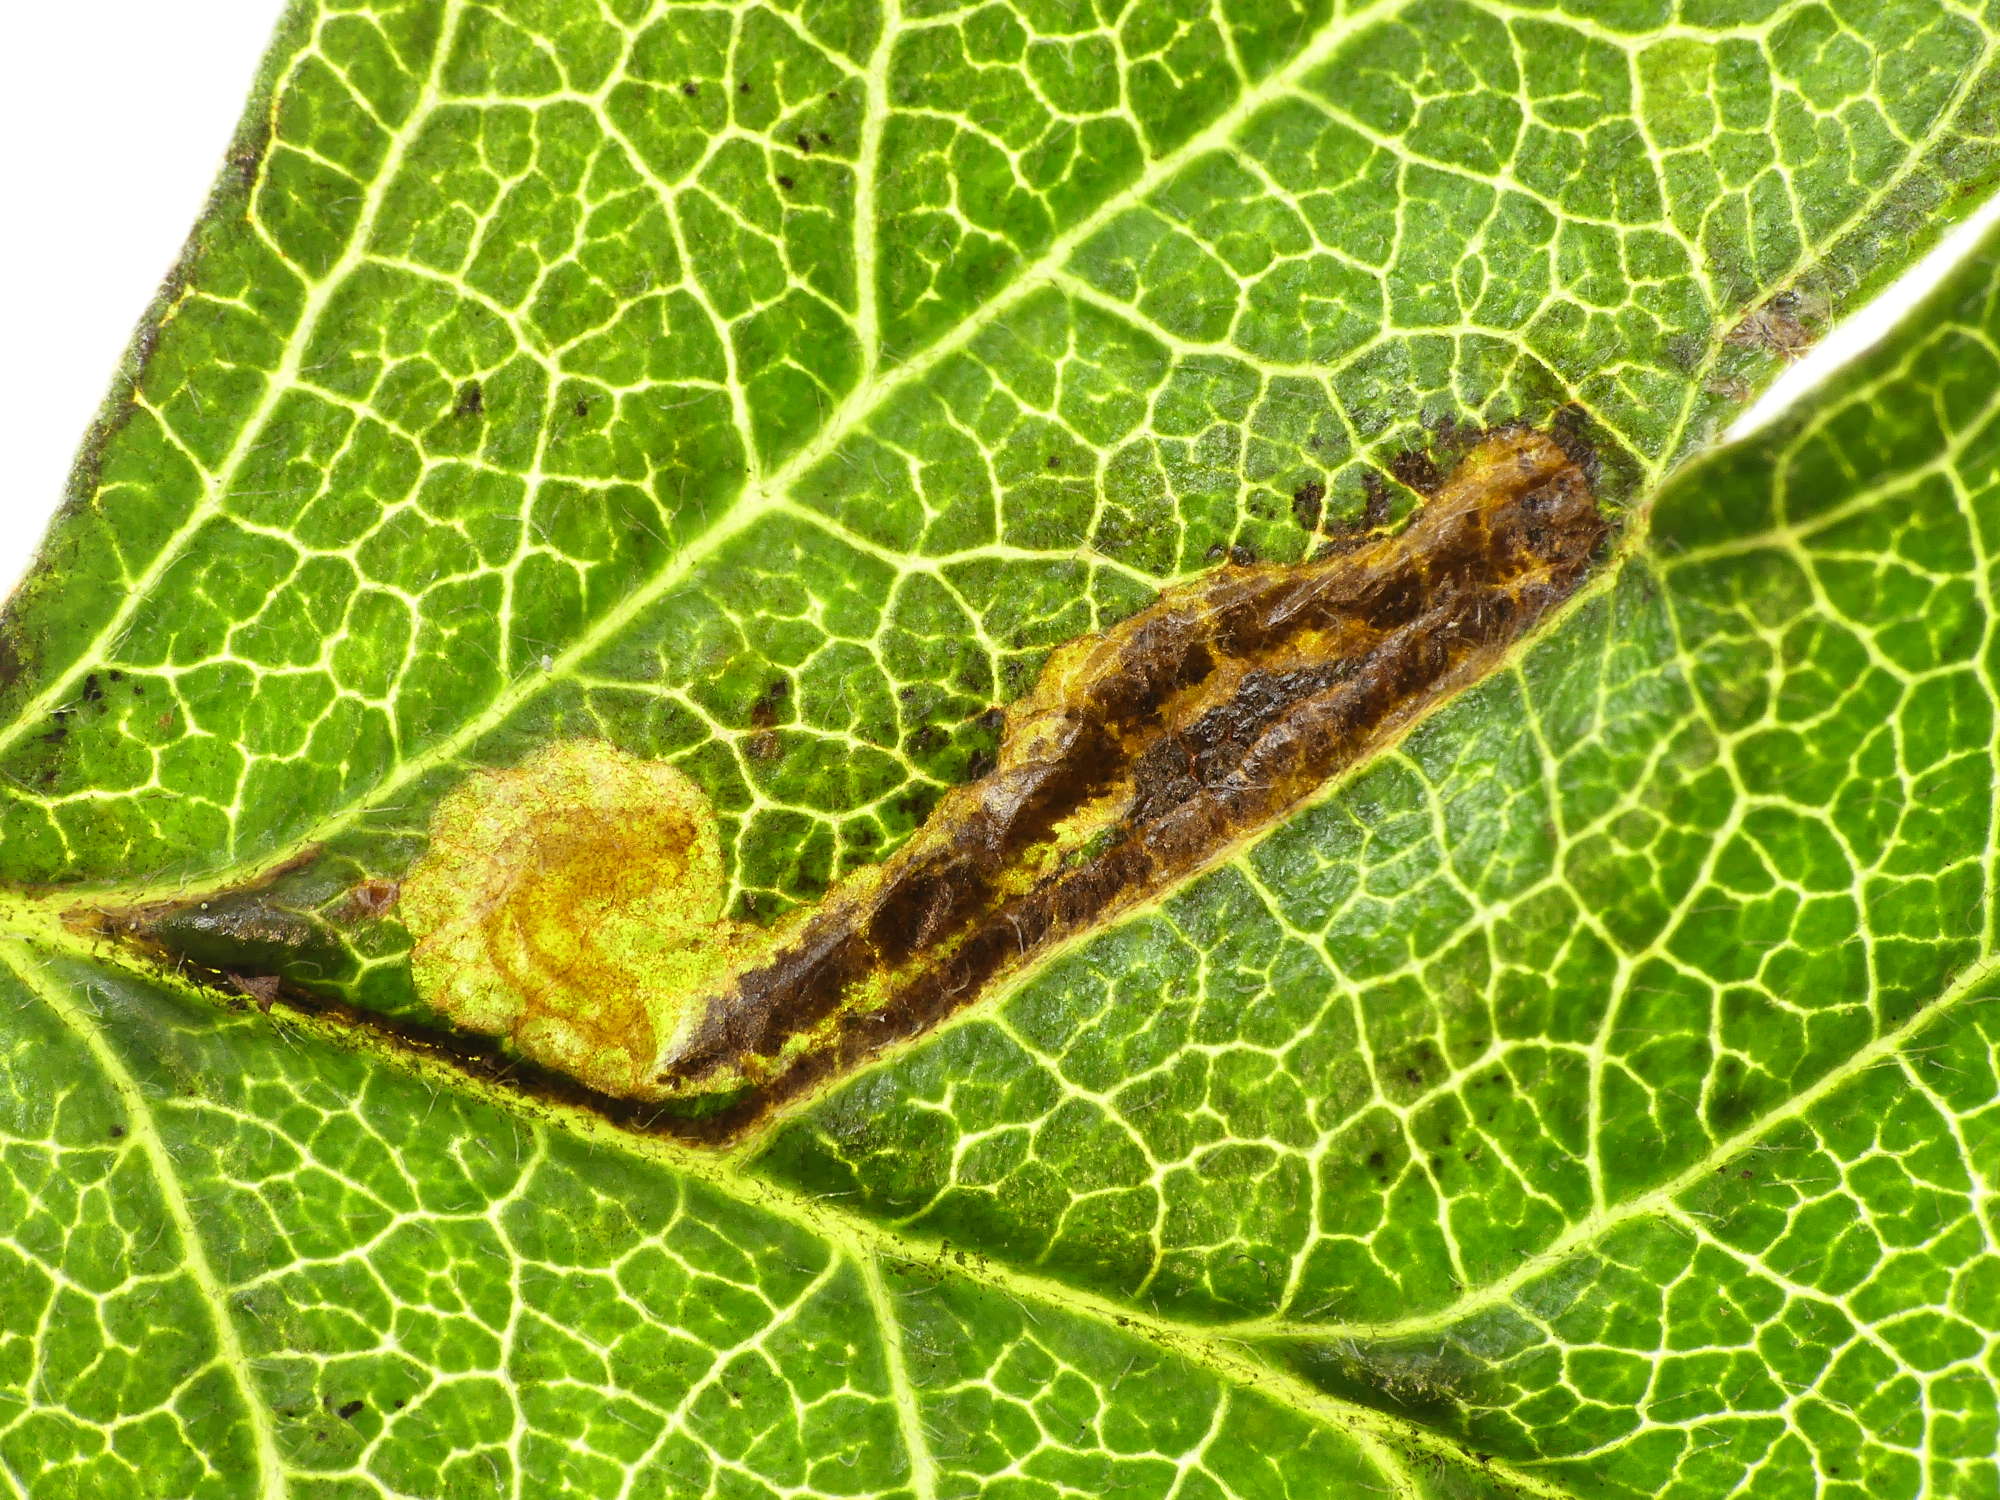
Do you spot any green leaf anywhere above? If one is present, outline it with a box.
[3,1,2000,1495]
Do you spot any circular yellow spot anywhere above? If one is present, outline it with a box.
[400,740,750,1097]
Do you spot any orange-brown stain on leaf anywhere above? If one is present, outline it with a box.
[340,878,399,922]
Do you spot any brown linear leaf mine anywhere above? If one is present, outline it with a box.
[645,425,1608,1135]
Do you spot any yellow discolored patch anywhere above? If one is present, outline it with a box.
[399,740,758,1097]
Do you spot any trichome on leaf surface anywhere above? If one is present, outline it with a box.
[3,3,2000,1498]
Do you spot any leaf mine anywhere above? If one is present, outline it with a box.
[388,425,1609,1135]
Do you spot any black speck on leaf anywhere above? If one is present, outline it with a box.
[1388,448,1440,493]
[1360,473,1392,528]
[750,677,790,728]
[1291,480,1325,531]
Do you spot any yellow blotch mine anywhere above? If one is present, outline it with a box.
[399,740,758,1098]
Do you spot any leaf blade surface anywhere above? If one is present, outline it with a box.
[4,2,2000,1496]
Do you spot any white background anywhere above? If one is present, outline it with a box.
[3,2,1997,604]
[2,1,285,598]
